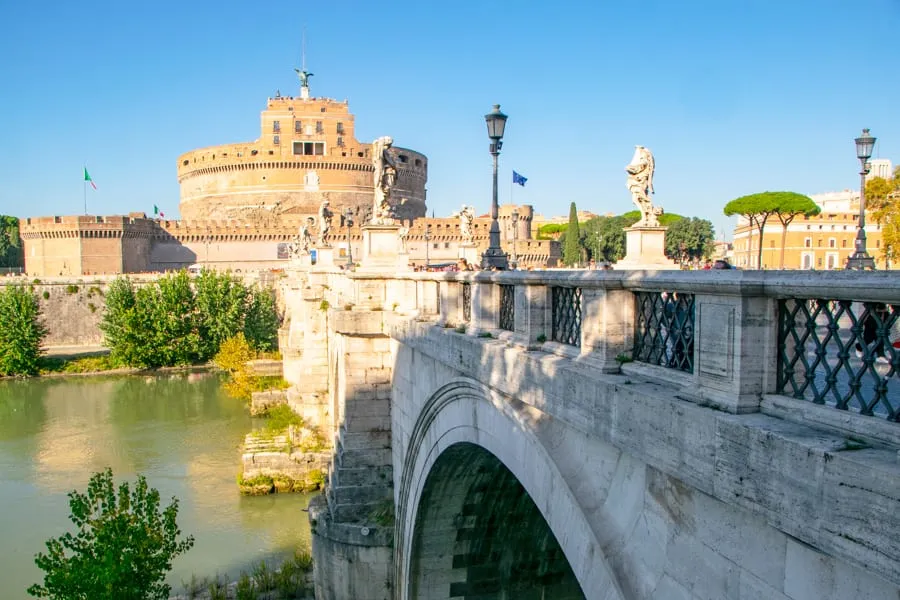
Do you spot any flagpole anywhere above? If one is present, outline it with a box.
[83,179,87,215]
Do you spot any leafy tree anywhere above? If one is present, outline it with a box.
[28,468,194,600]
[243,287,280,352]
[769,192,820,268]
[622,210,683,227]
[664,217,716,264]
[581,214,639,263]
[0,215,23,269]
[194,270,248,358]
[0,286,47,376]
[868,167,900,266]
[724,192,782,269]
[101,270,281,368]
[536,223,567,240]
[562,203,581,266]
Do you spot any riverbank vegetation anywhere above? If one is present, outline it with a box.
[214,334,289,401]
[101,270,280,369]
[28,469,194,600]
[175,551,314,600]
[0,285,47,376]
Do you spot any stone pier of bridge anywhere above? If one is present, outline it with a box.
[279,265,900,600]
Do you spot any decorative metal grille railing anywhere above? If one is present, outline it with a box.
[461,283,471,323]
[551,287,582,346]
[499,285,515,331]
[632,291,695,373]
[777,298,900,421]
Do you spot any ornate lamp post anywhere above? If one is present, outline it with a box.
[343,209,354,268]
[481,104,509,270]
[424,224,432,270]
[846,128,877,270]
[510,209,519,269]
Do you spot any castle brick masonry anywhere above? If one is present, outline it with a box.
[176,94,427,223]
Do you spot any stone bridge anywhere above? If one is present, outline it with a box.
[279,267,900,600]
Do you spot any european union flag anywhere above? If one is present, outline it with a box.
[512,171,528,186]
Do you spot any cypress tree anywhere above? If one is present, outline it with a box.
[563,202,581,266]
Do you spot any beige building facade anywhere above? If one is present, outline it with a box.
[731,189,895,269]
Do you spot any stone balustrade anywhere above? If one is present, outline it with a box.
[311,268,900,447]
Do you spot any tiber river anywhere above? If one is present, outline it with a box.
[0,373,314,600]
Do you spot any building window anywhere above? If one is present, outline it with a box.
[316,121,323,134]
[842,239,847,248]
[273,135,280,145]
[826,254,837,269]
[295,121,302,133]
[804,237,812,248]
[444,242,450,249]
[433,243,439,249]
[336,136,344,147]
[273,121,280,133]
[817,257,823,267]
[828,238,836,248]
[415,159,422,167]
[817,239,822,247]
[336,122,344,134]
[398,154,408,163]
[877,240,882,248]
[293,141,325,156]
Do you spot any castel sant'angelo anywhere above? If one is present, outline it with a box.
[176,75,427,223]
[20,69,558,276]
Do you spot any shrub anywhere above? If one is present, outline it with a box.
[65,284,79,295]
[265,403,306,432]
[0,286,47,376]
[41,290,50,300]
[100,271,281,369]
[87,302,97,313]
[235,572,255,600]
[214,333,255,373]
[28,469,194,600]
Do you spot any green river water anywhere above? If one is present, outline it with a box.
[0,372,314,599]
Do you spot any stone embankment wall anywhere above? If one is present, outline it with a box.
[0,278,114,346]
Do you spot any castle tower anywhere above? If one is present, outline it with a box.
[176,73,427,223]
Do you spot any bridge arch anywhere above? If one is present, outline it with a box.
[395,378,625,600]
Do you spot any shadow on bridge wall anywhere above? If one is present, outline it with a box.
[390,319,900,600]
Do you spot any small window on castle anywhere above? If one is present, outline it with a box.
[320,107,326,113]
[251,150,258,156]
[444,242,450,249]
[398,154,408,163]
[336,122,344,134]
[357,152,364,157]
[337,136,344,147]
[295,121,302,133]
[341,152,347,157]
[415,159,422,167]
[315,121,323,134]
[268,150,274,155]
[182,159,189,166]
[273,121,280,133]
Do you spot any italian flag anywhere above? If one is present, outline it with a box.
[84,167,97,190]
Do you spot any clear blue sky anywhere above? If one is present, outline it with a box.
[1,0,898,239]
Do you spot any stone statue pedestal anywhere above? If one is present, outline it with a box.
[458,243,479,266]
[615,226,679,270]
[312,247,335,271]
[360,224,402,272]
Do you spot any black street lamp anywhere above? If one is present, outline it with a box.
[481,104,509,270]
[343,209,354,268]
[846,128,877,270]
[424,224,432,270]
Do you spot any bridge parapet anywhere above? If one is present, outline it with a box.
[326,269,900,440]
[297,267,900,598]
